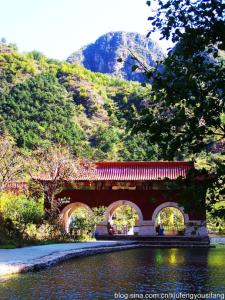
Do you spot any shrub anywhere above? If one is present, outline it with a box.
[0,192,43,238]
[26,221,68,242]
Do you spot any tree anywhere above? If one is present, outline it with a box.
[132,0,225,159]
[0,135,24,191]
[27,50,45,61]
[0,73,84,150]
[8,43,18,51]
[205,156,225,221]
[147,0,225,53]
[131,0,225,215]
[29,145,96,221]
[135,48,225,158]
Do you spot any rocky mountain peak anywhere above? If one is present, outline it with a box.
[67,31,164,82]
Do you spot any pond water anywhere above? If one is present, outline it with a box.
[0,247,225,300]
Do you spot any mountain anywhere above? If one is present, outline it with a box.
[67,31,164,82]
[0,43,158,161]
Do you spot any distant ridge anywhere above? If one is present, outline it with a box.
[67,31,164,82]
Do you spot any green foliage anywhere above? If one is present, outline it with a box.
[0,192,44,246]
[147,0,225,52]
[140,0,225,217]
[156,207,184,227]
[112,205,138,232]
[26,50,45,61]
[207,201,225,234]
[0,73,85,151]
[134,49,225,159]
[0,192,43,233]
[0,212,18,245]
[91,125,122,160]
[0,52,37,90]
[121,133,159,161]
[140,0,225,159]
[69,208,90,239]
[0,47,158,160]
[0,192,70,246]
[69,206,106,240]
[8,43,18,51]
[205,156,225,215]
[26,221,67,242]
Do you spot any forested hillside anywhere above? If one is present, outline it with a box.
[0,42,158,161]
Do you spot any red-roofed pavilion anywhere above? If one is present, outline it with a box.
[58,161,208,237]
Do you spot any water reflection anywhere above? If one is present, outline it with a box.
[0,248,225,300]
[154,248,186,266]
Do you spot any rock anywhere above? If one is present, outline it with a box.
[67,31,164,82]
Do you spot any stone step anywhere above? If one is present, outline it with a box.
[138,244,211,248]
[97,235,210,247]
[136,241,209,244]
[97,235,209,242]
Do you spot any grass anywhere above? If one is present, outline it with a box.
[0,243,17,249]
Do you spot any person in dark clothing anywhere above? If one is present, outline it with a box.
[107,221,113,235]
[155,224,160,235]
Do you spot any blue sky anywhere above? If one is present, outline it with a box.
[0,0,171,60]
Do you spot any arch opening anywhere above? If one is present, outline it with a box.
[69,207,91,238]
[155,206,185,236]
[110,205,139,235]
[60,202,92,233]
[106,201,143,236]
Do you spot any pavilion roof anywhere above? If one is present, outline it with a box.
[78,161,194,181]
